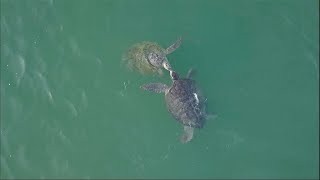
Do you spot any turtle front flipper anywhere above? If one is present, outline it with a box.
[180,126,194,144]
[140,83,169,93]
[165,37,182,55]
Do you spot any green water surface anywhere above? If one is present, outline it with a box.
[1,0,319,178]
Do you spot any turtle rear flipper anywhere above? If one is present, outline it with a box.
[180,126,194,144]
[141,83,169,93]
[165,37,182,55]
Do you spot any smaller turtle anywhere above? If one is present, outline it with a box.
[122,37,182,75]
[141,69,210,143]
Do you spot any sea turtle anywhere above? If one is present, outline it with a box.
[122,37,182,75]
[141,69,209,143]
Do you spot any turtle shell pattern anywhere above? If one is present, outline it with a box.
[123,41,166,75]
[165,78,205,128]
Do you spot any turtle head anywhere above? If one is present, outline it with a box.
[162,59,172,71]
[147,52,165,68]
[170,70,179,80]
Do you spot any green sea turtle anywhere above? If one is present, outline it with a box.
[122,37,182,75]
[141,69,209,143]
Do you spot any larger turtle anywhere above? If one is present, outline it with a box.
[122,37,182,75]
[141,69,208,143]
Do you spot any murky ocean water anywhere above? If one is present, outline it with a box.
[1,0,318,178]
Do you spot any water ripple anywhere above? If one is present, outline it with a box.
[34,72,54,104]
[63,98,78,118]
[304,49,319,79]
[0,155,14,179]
